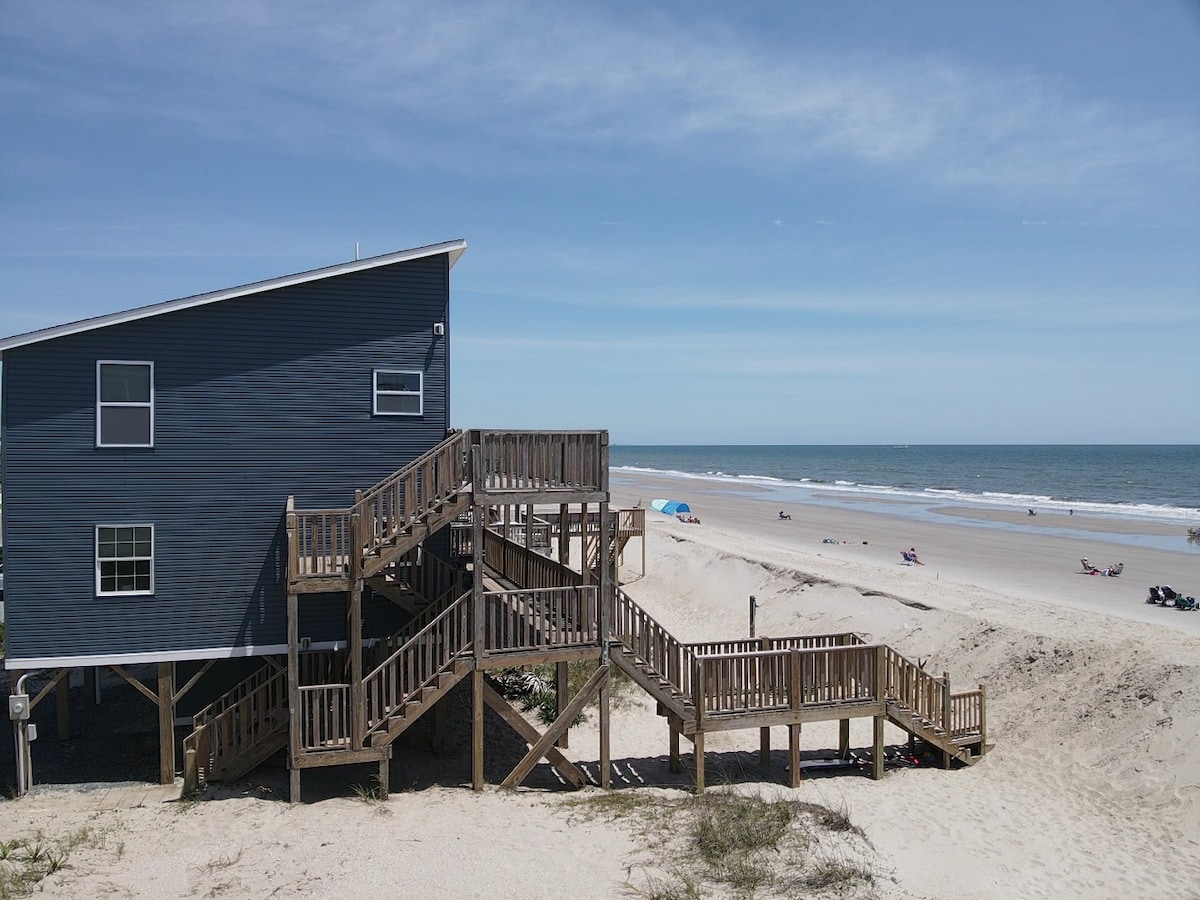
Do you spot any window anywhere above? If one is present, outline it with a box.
[373,370,423,416]
[97,361,154,447]
[96,525,154,595]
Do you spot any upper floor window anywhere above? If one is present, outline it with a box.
[97,361,154,447]
[96,525,154,595]
[373,370,423,416]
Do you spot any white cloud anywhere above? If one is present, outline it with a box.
[4,1,1196,206]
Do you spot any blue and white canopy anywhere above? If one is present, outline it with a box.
[650,498,691,516]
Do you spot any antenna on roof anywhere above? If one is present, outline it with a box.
[355,241,360,261]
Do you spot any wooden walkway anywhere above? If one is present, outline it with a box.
[181,429,988,799]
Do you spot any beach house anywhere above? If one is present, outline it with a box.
[1,241,986,800]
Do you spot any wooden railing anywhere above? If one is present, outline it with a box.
[948,688,985,741]
[288,507,352,581]
[881,646,947,730]
[474,430,606,494]
[696,645,878,717]
[183,667,288,780]
[298,683,352,751]
[687,633,865,656]
[363,591,472,738]
[191,662,280,729]
[483,586,599,653]
[355,431,471,562]
[483,528,584,590]
[612,588,697,704]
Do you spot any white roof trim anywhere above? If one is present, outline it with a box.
[0,238,467,355]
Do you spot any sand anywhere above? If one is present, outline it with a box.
[2,470,1198,898]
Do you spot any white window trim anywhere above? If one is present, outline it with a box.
[96,360,155,448]
[95,524,155,597]
[373,369,423,416]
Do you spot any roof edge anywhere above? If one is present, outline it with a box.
[0,238,468,355]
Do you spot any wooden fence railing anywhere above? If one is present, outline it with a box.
[474,430,606,493]
[183,666,288,781]
[288,507,352,580]
[298,683,352,751]
[686,633,865,657]
[612,587,697,704]
[484,528,584,590]
[363,592,472,738]
[483,586,599,653]
[696,645,879,716]
[191,662,280,729]
[355,431,471,562]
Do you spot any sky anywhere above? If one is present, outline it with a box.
[2,1,1198,445]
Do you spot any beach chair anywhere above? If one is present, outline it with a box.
[901,551,919,565]
[1080,558,1099,574]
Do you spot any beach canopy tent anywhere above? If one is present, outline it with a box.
[651,499,691,516]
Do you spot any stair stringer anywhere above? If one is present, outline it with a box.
[361,491,471,578]
[884,700,983,766]
[368,658,471,748]
[609,644,694,728]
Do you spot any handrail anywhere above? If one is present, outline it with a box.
[191,661,279,729]
[363,590,472,737]
[355,431,471,562]
[696,644,878,715]
[687,633,864,656]
[473,430,606,494]
[611,587,698,705]
[482,586,599,652]
[288,508,353,580]
[183,667,288,781]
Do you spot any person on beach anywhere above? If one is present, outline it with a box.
[905,547,925,565]
[779,510,791,520]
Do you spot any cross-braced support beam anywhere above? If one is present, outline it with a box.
[500,664,609,789]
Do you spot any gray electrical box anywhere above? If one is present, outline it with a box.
[9,694,29,721]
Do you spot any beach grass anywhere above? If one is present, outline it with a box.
[567,789,876,898]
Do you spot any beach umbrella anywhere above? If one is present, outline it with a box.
[650,499,691,516]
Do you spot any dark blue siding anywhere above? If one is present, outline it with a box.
[1,254,451,661]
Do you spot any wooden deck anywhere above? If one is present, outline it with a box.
[182,427,988,799]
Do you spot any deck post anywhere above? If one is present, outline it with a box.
[941,672,952,769]
[472,668,485,790]
[471,504,485,663]
[760,728,771,767]
[56,669,71,741]
[377,749,390,800]
[872,715,885,780]
[669,721,681,773]
[979,682,988,751]
[599,672,611,789]
[598,503,611,663]
[579,502,588,584]
[693,730,705,793]
[788,723,801,788]
[157,662,175,785]
[348,510,364,750]
[286,589,302,803]
[555,662,569,749]
[838,719,851,760]
[558,503,570,567]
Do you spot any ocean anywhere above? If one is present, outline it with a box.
[609,445,1200,534]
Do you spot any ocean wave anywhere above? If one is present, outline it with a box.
[610,464,1199,524]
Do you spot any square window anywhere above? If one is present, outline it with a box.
[373,369,423,416]
[97,361,154,447]
[96,525,154,595]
